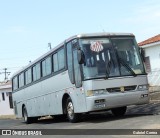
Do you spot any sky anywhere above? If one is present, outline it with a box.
[0,0,160,81]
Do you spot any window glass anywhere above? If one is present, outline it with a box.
[19,73,24,87]
[42,57,51,77]
[111,38,145,75]
[25,68,32,84]
[46,57,52,75]
[66,42,74,83]
[13,77,18,90]
[58,48,65,70]
[73,48,82,87]
[33,63,41,81]
[53,47,65,73]
[53,53,58,72]
[145,56,151,73]
[42,60,46,77]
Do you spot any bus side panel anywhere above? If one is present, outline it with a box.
[13,70,88,118]
[13,88,26,118]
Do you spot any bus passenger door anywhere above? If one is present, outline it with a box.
[72,43,82,88]
[72,40,86,112]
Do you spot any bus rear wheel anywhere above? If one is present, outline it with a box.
[66,97,81,123]
[23,106,38,124]
[111,106,127,117]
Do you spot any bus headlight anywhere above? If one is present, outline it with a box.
[86,89,107,97]
[137,85,148,90]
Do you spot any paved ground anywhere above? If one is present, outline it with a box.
[0,102,160,138]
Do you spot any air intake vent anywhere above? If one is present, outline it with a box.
[107,85,137,92]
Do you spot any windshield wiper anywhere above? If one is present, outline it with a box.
[113,46,137,77]
[119,58,137,77]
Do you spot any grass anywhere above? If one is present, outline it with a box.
[0,115,16,119]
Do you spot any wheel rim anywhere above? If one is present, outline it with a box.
[67,102,74,119]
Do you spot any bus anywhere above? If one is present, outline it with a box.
[12,33,149,123]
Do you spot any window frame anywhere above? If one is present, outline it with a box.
[33,62,41,81]
[25,68,32,85]
[52,46,65,73]
[42,56,52,77]
[18,72,24,88]
[13,76,18,90]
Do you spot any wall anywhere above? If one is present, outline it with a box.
[144,44,160,86]
[0,84,14,115]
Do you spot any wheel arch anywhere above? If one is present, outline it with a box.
[22,104,26,117]
[62,93,70,114]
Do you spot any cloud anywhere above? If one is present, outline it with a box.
[125,1,160,24]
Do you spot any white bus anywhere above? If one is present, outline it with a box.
[12,33,149,123]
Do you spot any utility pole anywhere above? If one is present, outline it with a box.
[0,68,11,80]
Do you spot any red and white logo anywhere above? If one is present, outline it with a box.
[90,41,103,52]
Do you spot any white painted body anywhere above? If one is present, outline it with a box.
[13,71,149,118]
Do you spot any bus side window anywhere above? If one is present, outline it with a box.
[53,47,65,73]
[13,76,18,90]
[42,57,51,77]
[53,53,58,72]
[18,73,24,88]
[58,48,65,70]
[33,63,41,81]
[25,68,32,85]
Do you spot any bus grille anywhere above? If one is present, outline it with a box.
[106,85,137,92]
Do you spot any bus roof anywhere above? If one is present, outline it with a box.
[12,32,134,78]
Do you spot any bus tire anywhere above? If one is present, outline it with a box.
[66,97,81,123]
[111,106,127,117]
[23,106,36,124]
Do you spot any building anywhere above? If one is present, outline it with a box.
[0,81,14,115]
[138,34,160,89]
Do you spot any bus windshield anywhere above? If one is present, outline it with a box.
[79,37,145,80]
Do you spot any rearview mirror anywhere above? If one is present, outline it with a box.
[77,50,85,64]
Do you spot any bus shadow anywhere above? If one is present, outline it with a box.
[35,103,160,124]
[82,102,160,123]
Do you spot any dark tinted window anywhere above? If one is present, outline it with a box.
[53,47,65,72]
[33,63,41,81]
[19,73,24,88]
[25,68,32,85]
[58,48,65,70]
[42,57,52,77]
[53,53,58,72]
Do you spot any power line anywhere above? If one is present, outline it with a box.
[0,68,11,80]
[0,66,22,70]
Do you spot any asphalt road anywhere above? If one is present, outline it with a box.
[0,103,160,138]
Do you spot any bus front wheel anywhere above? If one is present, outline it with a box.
[66,97,81,123]
[111,106,127,117]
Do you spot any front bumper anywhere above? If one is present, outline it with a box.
[86,90,149,112]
